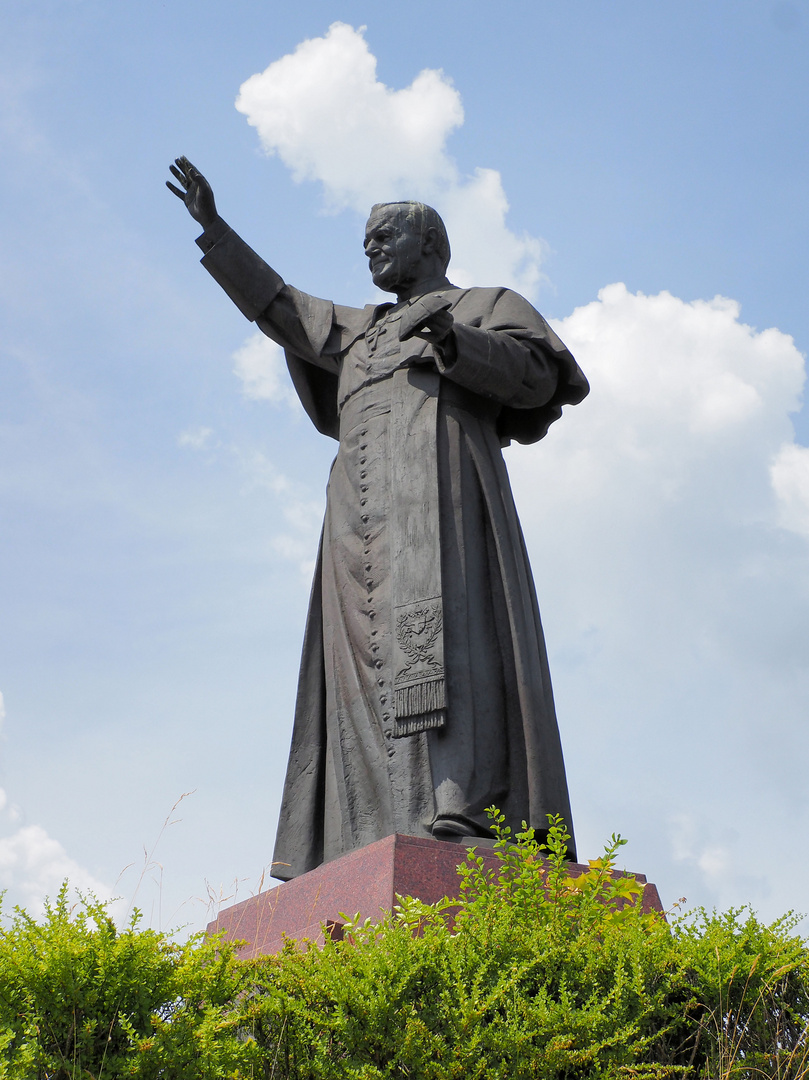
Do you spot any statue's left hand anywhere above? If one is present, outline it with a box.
[399,294,454,345]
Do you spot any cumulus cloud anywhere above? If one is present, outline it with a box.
[771,443,809,537]
[512,284,807,680]
[232,332,301,409]
[0,692,116,919]
[236,23,543,296]
[0,820,115,918]
[236,23,462,207]
[519,286,803,531]
[505,285,809,916]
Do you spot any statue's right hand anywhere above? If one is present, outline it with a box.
[166,156,217,230]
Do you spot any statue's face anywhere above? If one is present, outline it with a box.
[364,206,424,294]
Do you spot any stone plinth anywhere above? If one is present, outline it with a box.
[207,833,664,959]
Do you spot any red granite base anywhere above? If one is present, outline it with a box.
[207,833,665,959]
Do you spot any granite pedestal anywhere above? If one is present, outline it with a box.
[207,833,664,958]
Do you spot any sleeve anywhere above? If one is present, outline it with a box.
[196,219,341,374]
[432,290,579,409]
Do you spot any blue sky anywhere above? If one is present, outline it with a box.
[1,1,807,932]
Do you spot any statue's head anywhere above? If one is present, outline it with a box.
[364,202,451,295]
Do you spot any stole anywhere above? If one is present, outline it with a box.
[389,364,447,737]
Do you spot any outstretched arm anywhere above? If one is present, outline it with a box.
[167,157,341,373]
[166,154,280,321]
[166,156,218,231]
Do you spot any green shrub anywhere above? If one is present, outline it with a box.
[1,816,806,1078]
[242,814,684,1078]
[670,905,809,1078]
[0,885,177,1078]
[0,885,255,1079]
[240,812,809,1078]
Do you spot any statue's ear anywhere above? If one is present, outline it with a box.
[421,226,440,258]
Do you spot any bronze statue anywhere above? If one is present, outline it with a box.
[168,157,589,879]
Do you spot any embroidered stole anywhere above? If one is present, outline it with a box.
[389,363,447,737]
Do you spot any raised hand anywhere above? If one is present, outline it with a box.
[166,156,217,230]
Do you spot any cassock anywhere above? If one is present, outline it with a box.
[195,220,589,879]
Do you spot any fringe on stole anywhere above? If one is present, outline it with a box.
[393,678,446,737]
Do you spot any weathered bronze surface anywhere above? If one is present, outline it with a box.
[168,157,589,879]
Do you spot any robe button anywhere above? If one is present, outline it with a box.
[374,659,383,669]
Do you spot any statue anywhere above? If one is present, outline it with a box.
[167,157,589,880]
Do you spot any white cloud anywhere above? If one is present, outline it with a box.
[271,534,317,581]
[771,443,809,537]
[236,23,543,296]
[506,286,809,918]
[233,448,323,579]
[232,332,301,409]
[667,813,764,901]
[512,286,803,538]
[512,283,807,662]
[0,693,116,919]
[177,426,214,450]
[440,169,547,296]
[237,447,290,496]
[236,22,462,209]
[0,821,115,918]
[174,420,323,580]
[271,498,324,579]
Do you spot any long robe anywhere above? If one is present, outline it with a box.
[196,221,589,880]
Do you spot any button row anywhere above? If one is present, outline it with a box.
[355,426,393,755]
